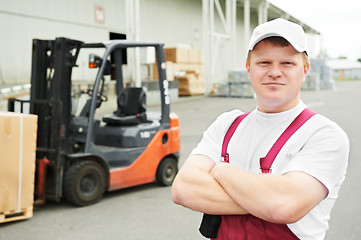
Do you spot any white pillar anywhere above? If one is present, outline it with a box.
[263,1,269,22]
[202,0,212,94]
[244,0,250,58]
[125,0,141,87]
[258,1,264,25]
[202,0,239,94]
[134,0,141,87]
[227,0,237,67]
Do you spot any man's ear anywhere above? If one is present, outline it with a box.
[302,64,310,83]
[246,62,250,73]
[304,63,310,75]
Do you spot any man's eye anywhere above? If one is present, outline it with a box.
[258,61,270,65]
[283,62,294,65]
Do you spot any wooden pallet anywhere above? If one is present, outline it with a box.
[0,206,33,224]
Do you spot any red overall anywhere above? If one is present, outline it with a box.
[213,108,316,240]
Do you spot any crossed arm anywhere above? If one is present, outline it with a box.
[171,154,328,224]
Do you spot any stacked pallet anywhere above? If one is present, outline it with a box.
[0,112,38,223]
[151,47,205,96]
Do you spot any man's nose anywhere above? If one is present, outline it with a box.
[267,65,282,78]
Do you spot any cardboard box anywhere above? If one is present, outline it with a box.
[164,48,189,63]
[0,112,38,223]
[163,47,204,64]
[188,49,201,64]
[175,72,205,96]
[150,62,204,81]
[150,61,175,81]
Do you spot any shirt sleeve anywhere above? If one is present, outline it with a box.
[190,109,243,163]
[281,116,349,192]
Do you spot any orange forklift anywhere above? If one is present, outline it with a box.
[8,38,180,206]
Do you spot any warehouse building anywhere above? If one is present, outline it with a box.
[327,59,361,80]
[0,0,320,100]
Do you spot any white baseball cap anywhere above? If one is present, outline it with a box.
[248,18,308,55]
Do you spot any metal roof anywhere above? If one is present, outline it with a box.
[326,59,361,70]
[237,0,320,35]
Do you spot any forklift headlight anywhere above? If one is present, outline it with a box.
[89,54,103,68]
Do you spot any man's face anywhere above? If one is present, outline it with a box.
[246,40,309,113]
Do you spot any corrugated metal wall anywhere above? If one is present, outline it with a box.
[0,0,319,87]
[1,0,251,85]
[140,0,203,49]
[0,0,127,84]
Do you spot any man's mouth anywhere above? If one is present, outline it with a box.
[263,82,285,86]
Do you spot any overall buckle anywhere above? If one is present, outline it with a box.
[260,167,272,174]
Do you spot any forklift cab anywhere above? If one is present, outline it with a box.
[8,38,180,206]
[67,41,180,206]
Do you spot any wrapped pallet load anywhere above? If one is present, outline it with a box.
[0,112,38,223]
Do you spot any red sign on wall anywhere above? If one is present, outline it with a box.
[95,6,105,24]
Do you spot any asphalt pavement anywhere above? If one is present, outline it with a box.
[0,80,360,240]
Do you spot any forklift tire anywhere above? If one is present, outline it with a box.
[63,160,106,207]
[156,157,178,186]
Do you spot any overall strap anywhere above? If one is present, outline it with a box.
[260,108,317,173]
[221,113,250,162]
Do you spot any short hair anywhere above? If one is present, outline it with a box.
[246,37,309,67]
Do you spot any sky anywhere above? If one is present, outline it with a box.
[268,0,361,61]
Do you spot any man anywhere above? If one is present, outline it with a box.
[172,18,349,239]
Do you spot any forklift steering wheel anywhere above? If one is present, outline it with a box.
[87,89,108,102]
[98,94,108,102]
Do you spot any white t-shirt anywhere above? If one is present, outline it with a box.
[191,102,349,240]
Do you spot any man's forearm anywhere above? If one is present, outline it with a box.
[172,155,249,215]
[172,167,247,215]
[211,162,328,223]
[211,163,278,220]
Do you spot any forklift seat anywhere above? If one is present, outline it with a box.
[102,87,147,125]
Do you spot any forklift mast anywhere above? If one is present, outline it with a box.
[29,38,82,201]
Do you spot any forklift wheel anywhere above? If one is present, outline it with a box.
[156,157,178,186]
[63,160,106,207]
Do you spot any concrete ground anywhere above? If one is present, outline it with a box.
[0,80,360,239]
